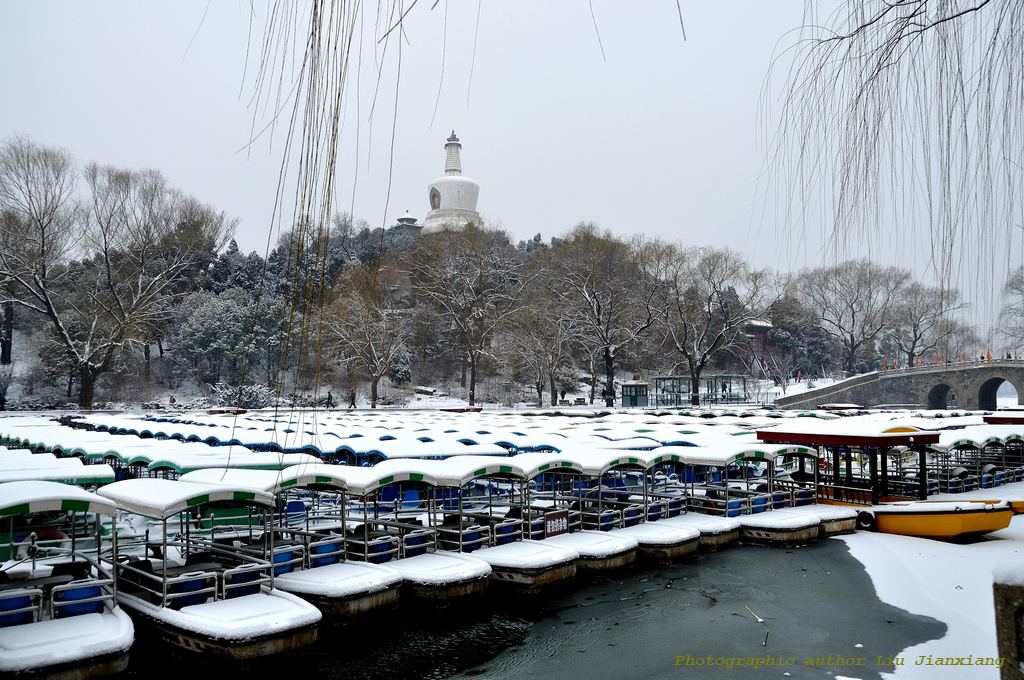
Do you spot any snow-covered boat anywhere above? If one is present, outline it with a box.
[757,425,1015,538]
[643,444,824,546]
[735,509,821,547]
[855,500,1013,538]
[545,450,700,563]
[97,478,321,659]
[329,465,493,604]
[0,481,134,678]
[373,457,580,594]
[179,467,403,618]
[659,512,741,550]
[503,454,638,571]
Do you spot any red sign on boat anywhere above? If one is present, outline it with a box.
[544,510,569,538]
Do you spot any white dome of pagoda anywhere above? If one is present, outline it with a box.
[421,130,481,234]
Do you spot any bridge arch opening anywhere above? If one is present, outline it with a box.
[978,377,1020,410]
[927,383,953,410]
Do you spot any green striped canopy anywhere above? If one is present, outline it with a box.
[0,480,117,517]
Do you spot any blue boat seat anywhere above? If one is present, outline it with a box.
[0,592,34,627]
[403,531,431,557]
[225,570,261,598]
[169,576,210,609]
[285,500,307,524]
[310,540,342,567]
[493,520,518,545]
[273,549,297,576]
[54,582,104,618]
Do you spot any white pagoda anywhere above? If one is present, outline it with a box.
[421,130,481,234]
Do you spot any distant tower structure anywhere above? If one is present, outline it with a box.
[389,210,422,239]
[421,130,481,234]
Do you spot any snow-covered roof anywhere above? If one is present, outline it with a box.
[646,443,812,468]
[0,480,117,517]
[179,466,337,495]
[335,438,508,460]
[98,478,275,519]
[927,426,1007,451]
[317,464,437,497]
[0,448,116,486]
[554,449,650,476]
[0,463,116,486]
[421,456,525,488]
[508,451,585,479]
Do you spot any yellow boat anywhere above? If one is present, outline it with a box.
[757,427,1017,540]
[957,499,1024,515]
[855,500,1013,539]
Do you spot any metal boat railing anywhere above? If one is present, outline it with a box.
[114,533,276,608]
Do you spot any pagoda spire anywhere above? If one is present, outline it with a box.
[444,130,462,176]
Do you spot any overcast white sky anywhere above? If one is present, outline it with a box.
[0,1,1015,326]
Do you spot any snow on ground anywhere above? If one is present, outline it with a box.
[768,377,840,400]
[839,516,1024,679]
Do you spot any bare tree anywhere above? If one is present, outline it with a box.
[1000,267,1024,349]
[796,259,907,375]
[0,210,20,365]
[327,262,411,408]
[0,363,12,410]
[410,225,528,406]
[765,351,797,395]
[664,246,778,405]
[549,224,665,407]
[942,318,983,360]
[772,1,1023,308]
[505,269,577,407]
[888,282,963,366]
[0,138,232,407]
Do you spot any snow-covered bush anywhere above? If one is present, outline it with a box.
[387,347,412,385]
[208,382,275,409]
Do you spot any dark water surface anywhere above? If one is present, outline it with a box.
[116,540,944,680]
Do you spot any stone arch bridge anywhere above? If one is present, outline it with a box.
[774,360,1024,410]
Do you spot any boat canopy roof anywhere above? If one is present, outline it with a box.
[419,456,526,487]
[587,436,661,451]
[930,426,1009,451]
[985,413,1024,426]
[0,480,117,517]
[336,438,509,460]
[646,443,813,467]
[97,478,275,519]
[140,451,319,474]
[0,464,116,486]
[179,466,339,494]
[0,449,116,485]
[319,464,438,497]
[757,423,939,448]
[508,451,585,479]
[553,449,651,476]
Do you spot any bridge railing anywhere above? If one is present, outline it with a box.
[877,357,1024,375]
